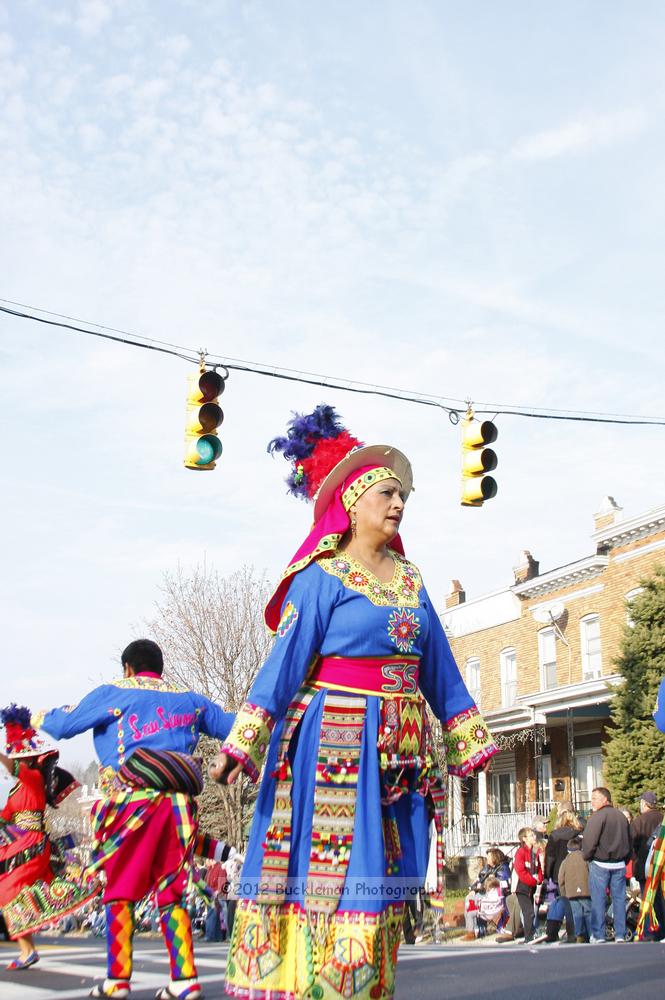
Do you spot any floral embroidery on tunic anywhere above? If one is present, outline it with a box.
[276,601,299,637]
[386,608,421,653]
[441,706,498,777]
[222,703,275,783]
[319,552,422,608]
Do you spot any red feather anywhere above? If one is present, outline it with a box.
[300,430,363,498]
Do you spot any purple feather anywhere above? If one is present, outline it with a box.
[285,468,310,499]
[267,404,345,460]
[0,704,32,727]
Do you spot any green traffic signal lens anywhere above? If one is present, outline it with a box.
[197,439,216,464]
[196,435,223,465]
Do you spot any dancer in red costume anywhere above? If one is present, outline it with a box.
[0,704,98,971]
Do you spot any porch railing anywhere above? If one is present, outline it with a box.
[444,799,593,856]
[444,814,480,857]
[481,799,591,846]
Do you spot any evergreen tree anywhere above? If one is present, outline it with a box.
[604,564,665,808]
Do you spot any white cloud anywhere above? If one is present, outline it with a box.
[159,34,191,60]
[75,0,114,38]
[511,108,649,161]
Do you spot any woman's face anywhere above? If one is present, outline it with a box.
[352,478,405,543]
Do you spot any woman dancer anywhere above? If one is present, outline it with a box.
[0,705,98,970]
[212,405,498,999]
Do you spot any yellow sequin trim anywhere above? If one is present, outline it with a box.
[341,466,401,511]
[319,551,422,608]
[109,676,186,693]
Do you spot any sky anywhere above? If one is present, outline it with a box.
[2,0,665,778]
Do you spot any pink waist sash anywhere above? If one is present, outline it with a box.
[308,655,420,696]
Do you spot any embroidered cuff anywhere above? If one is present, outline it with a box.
[221,703,274,782]
[31,710,46,731]
[441,707,498,778]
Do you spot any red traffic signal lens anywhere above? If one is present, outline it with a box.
[198,370,225,402]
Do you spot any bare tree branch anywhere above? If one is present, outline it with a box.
[143,563,273,845]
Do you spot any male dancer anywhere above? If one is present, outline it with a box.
[33,639,233,1000]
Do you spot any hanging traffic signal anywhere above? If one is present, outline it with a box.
[461,408,498,506]
[184,367,225,470]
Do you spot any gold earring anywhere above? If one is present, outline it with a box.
[351,512,357,537]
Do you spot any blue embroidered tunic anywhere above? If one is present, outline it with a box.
[35,674,233,791]
[223,552,497,1000]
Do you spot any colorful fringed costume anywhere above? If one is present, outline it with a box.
[221,406,498,1000]
[637,677,665,938]
[0,763,98,939]
[35,656,234,999]
[0,705,98,943]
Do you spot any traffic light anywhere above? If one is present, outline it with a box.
[460,409,498,506]
[184,367,225,470]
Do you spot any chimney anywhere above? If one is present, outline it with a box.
[446,579,466,608]
[513,550,539,585]
[594,496,623,532]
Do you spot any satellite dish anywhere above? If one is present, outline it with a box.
[532,603,566,624]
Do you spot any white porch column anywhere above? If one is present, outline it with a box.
[449,774,463,825]
[477,770,488,847]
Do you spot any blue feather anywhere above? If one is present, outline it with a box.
[0,704,32,727]
[267,404,345,460]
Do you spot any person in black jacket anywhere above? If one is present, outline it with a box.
[631,792,664,892]
[545,805,584,884]
[582,787,631,943]
[543,805,584,942]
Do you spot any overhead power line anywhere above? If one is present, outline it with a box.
[2,298,664,428]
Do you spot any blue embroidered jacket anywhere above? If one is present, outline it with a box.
[35,673,233,785]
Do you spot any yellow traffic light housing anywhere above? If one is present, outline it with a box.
[184,367,225,470]
[461,409,498,506]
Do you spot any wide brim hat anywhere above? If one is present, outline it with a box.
[8,738,57,760]
[313,444,413,521]
[264,405,413,632]
[5,731,57,759]
[1,703,57,759]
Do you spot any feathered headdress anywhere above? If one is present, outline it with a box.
[1,703,52,758]
[268,404,363,501]
[263,404,413,630]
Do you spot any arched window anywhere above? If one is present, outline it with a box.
[580,614,602,680]
[465,656,481,707]
[500,647,517,707]
[538,627,557,690]
[625,588,644,628]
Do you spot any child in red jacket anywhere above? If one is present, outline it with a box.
[514,827,544,943]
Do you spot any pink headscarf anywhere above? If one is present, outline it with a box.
[264,464,404,631]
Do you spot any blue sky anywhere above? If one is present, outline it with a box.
[1,0,665,778]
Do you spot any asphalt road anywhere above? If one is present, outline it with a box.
[0,936,662,1000]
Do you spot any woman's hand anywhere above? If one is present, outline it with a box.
[208,753,244,786]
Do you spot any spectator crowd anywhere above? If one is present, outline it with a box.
[458,787,663,946]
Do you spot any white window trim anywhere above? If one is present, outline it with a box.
[538,626,557,691]
[465,656,481,708]
[499,647,517,708]
[580,613,602,680]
